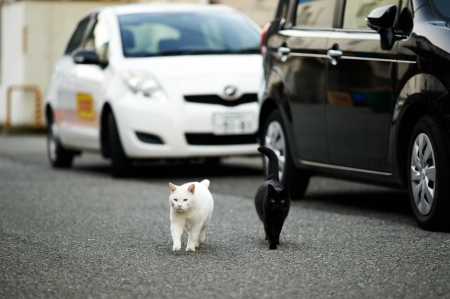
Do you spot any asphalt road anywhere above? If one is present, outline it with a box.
[1,135,449,298]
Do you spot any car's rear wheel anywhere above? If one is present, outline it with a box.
[47,119,75,168]
[261,110,309,199]
[407,115,450,230]
[108,113,132,178]
[203,157,221,165]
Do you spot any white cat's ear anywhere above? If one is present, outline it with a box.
[188,184,195,194]
[201,179,210,188]
[169,183,177,192]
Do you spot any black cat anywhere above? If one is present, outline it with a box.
[255,146,290,250]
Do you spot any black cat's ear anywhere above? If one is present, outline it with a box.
[267,184,276,195]
[282,185,290,196]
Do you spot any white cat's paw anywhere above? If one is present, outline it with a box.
[173,244,181,251]
[186,246,196,252]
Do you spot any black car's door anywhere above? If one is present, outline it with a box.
[278,0,336,163]
[325,0,399,172]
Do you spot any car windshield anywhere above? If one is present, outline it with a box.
[118,11,261,58]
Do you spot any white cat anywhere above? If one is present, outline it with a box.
[168,179,214,252]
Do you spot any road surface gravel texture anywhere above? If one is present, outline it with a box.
[0,135,449,298]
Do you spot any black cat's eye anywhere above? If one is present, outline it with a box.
[281,200,285,203]
[184,199,188,202]
[271,199,275,203]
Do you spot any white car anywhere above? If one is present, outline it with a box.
[45,3,262,177]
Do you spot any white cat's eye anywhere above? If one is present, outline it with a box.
[174,199,178,202]
[271,199,275,203]
[184,199,188,202]
[281,200,285,203]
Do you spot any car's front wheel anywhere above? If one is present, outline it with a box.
[407,115,450,230]
[47,119,76,168]
[108,113,132,178]
[261,110,309,199]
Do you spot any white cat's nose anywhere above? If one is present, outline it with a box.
[178,205,182,209]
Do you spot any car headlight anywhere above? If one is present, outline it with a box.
[121,71,167,100]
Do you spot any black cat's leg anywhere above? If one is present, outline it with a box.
[268,236,277,249]
[263,224,270,241]
[266,221,277,250]
[263,223,276,249]
[272,227,279,246]
[273,219,286,246]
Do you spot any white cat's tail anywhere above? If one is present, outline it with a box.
[200,179,210,188]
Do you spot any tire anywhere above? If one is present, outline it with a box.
[261,110,310,199]
[108,113,132,178]
[203,157,221,165]
[407,115,450,231]
[47,120,75,168]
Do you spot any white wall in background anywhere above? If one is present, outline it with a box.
[0,1,116,127]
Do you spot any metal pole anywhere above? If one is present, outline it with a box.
[5,85,42,129]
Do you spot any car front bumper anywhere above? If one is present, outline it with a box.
[113,93,259,159]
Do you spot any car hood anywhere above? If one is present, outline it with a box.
[117,54,262,80]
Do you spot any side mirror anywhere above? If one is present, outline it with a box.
[72,49,108,68]
[366,5,397,50]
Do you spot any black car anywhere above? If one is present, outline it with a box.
[259,0,450,230]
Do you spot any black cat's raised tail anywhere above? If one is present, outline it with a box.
[258,146,279,182]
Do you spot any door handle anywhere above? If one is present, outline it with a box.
[277,46,291,62]
[327,49,343,65]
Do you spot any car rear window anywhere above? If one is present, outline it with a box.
[118,11,260,57]
[295,0,335,28]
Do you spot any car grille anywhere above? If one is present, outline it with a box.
[185,133,257,145]
[184,94,257,107]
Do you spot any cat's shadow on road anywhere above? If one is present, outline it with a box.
[302,189,412,216]
[298,186,418,228]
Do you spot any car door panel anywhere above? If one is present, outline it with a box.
[70,64,104,150]
[53,56,80,148]
[68,12,110,150]
[325,32,396,171]
[281,29,330,163]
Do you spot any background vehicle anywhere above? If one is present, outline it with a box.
[259,0,450,230]
[45,3,262,177]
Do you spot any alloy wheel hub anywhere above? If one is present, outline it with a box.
[410,133,436,216]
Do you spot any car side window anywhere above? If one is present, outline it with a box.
[295,0,336,28]
[65,17,91,55]
[343,0,399,29]
[83,13,110,62]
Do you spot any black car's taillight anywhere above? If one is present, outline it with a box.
[260,21,272,55]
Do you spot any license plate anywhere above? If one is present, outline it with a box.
[212,113,254,135]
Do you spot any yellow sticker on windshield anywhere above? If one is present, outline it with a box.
[77,93,95,119]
